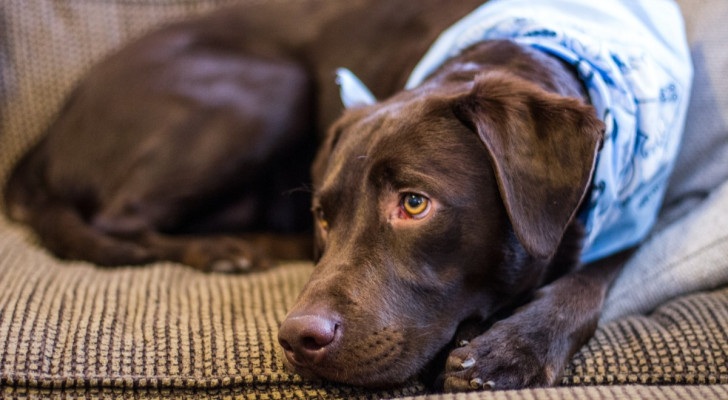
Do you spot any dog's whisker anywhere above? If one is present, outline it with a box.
[282,183,313,196]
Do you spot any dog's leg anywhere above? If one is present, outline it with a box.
[442,250,632,391]
[136,233,270,272]
[131,232,312,272]
[4,41,317,270]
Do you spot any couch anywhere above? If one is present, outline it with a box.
[1,0,727,398]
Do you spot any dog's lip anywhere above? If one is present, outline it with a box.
[281,342,336,370]
[283,351,306,369]
[281,351,326,380]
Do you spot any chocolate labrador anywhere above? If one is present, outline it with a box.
[3,0,692,392]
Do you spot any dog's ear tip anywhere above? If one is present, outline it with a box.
[507,203,572,261]
[522,238,558,261]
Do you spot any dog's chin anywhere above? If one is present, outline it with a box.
[278,335,444,388]
[280,352,419,388]
[279,354,323,382]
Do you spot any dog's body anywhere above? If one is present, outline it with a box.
[3,0,692,392]
[4,0,485,270]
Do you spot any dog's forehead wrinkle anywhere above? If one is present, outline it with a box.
[319,119,418,214]
[319,142,364,200]
[321,116,391,193]
[369,159,438,193]
[358,96,414,126]
[370,130,492,200]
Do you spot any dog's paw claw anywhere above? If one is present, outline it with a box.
[210,257,252,273]
[235,257,252,270]
[181,236,273,273]
[442,375,475,392]
[442,322,556,392]
[460,357,475,370]
[445,346,473,371]
[211,260,236,273]
[443,374,496,392]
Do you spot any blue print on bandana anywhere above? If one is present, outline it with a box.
[340,0,693,263]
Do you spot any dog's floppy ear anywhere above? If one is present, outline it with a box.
[453,71,604,260]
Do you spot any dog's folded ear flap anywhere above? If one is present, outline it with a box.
[453,71,604,260]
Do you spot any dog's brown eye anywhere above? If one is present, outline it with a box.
[315,208,329,230]
[401,193,430,218]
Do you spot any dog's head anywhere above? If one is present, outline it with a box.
[278,71,603,386]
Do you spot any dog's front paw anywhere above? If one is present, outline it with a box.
[442,321,558,392]
[180,236,272,273]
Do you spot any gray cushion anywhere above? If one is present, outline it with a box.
[601,0,728,321]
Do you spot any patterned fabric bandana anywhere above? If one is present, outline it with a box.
[338,0,693,263]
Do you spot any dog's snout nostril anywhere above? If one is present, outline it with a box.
[278,313,339,366]
[279,337,293,352]
[302,324,337,349]
[303,336,322,350]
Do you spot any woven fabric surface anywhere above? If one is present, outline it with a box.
[0,218,424,399]
[2,216,728,398]
[408,386,728,400]
[2,0,728,399]
[5,386,728,400]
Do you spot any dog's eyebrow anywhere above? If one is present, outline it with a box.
[368,159,440,192]
[313,186,343,213]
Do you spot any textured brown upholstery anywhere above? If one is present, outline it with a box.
[1,0,727,398]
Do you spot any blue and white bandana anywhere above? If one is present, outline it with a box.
[338,0,693,263]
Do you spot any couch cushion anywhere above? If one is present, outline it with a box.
[660,0,728,225]
[1,0,727,399]
[1,216,728,397]
[600,0,728,320]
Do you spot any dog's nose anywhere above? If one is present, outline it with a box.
[278,313,339,365]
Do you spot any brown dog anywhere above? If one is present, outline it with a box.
[278,38,617,390]
[3,0,684,392]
